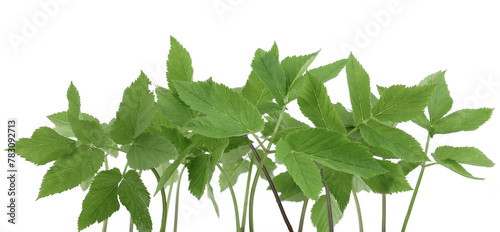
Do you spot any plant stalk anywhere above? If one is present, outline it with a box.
[298,197,309,232]
[352,186,364,232]
[382,194,386,232]
[322,168,334,232]
[174,166,186,232]
[401,134,431,232]
[129,215,134,232]
[152,168,168,232]
[217,163,241,232]
[102,155,109,232]
[240,155,254,232]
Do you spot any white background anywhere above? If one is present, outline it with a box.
[1,0,499,231]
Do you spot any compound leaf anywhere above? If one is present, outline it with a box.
[119,170,152,232]
[432,108,493,135]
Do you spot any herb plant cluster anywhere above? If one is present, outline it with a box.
[16,37,494,232]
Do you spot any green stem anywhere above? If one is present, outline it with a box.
[401,134,431,232]
[322,168,334,232]
[217,164,240,232]
[101,218,108,232]
[152,168,168,232]
[382,194,386,232]
[165,178,175,229]
[249,105,293,232]
[103,145,128,153]
[298,197,309,232]
[102,155,109,232]
[129,215,134,232]
[240,155,254,232]
[174,166,186,232]
[346,127,359,137]
[352,186,364,232]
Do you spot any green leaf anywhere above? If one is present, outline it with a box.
[119,170,152,232]
[269,41,279,59]
[111,72,156,144]
[201,137,229,168]
[174,80,265,138]
[251,49,287,106]
[159,127,191,152]
[412,113,432,131]
[262,112,309,139]
[322,167,352,212]
[333,103,355,127]
[275,139,323,200]
[66,83,106,147]
[80,177,93,191]
[219,158,250,191]
[241,71,274,113]
[372,84,436,122]
[38,145,104,199]
[346,54,371,125]
[419,71,453,122]
[47,111,76,137]
[271,172,305,202]
[362,160,413,194]
[156,87,196,127]
[187,154,210,199]
[432,108,493,135]
[167,36,193,94]
[281,50,320,91]
[16,127,75,165]
[434,146,494,167]
[308,58,347,83]
[154,148,190,195]
[311,194,343,231]
[78,168,122,230]
[360,119,428,162]
[127,133,177,170]
[398,160,420,176]
[352,175,371,193]
[206,184,220,217]
[435,159,481,180]
[285,128,387,178]
[298,73,346,133]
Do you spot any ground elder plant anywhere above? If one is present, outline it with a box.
[15,37,494,232]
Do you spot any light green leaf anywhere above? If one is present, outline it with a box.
[66,83,106,147]
[207,184,220,217]
[38,145,104,199]
[271,172,306,202]
[275,139,323,200]
[360,119,428,162]
[333,103,355,127]
[80,177,93,191]
[434,146,494,167]
[219,158,250,191]
[432,108,493,135]
[251,49,287,106]
[241,71,274,112]
[16,127,75,165]
[311,194,343,232]
[322,167,352,212]
[78,168,122,230]
[362,160,413,194]
[285,128,386,178]
[352,175,371,193]
[298,73,346,133]
[269,41,279,59]
[119,170,152,232]
[127,133,177,170]
[47,111,76,137]
[398,160,420,176]
[174,80,264,138]
[262,112,309,139]
[167,36,193,94]
[111,72,155,144]
[412,113,432,131]
[202,137,229,168]
[419,71,453,122]
[156,87,196,127]
[281,50,320,91]
[308,59,347,83]
[346,54,371,125]
[187,154,210,199]
[435,159,481,180]
[154,150,189,195]
[372,84,436,122]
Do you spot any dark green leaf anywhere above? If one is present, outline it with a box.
[271,172,305,202]
[322,167,352,212]
[333,103,355,127]
[156,87,196,127]
[187,154,210,199]
[362,160,413,194]
[311,194,343,231]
